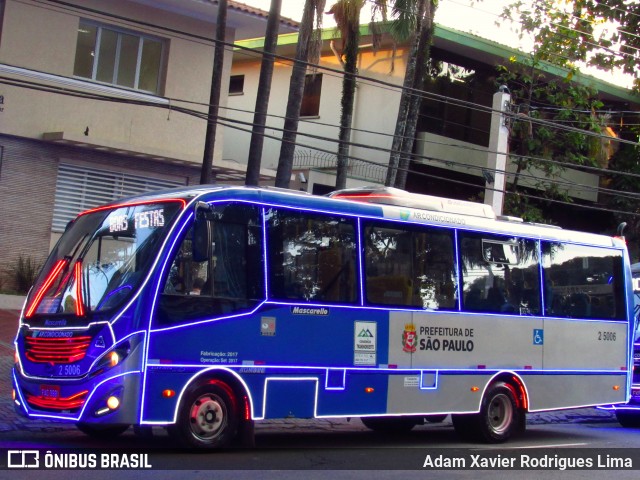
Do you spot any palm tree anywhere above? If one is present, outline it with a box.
[245,0,282,186]
[200,0,228,184]
[274,0,326,189]
[385,0,437,189]
[330,0,365,190]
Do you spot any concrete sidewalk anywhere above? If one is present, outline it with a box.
[0,293,25,311]
[0,297,617,436]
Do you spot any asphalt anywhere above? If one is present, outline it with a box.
[0,294,617,438]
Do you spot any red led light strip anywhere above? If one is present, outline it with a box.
[24,336,92,363]
[25,259,68,318]
[74,261,85,317]
[78,198,186,217]
[26,390,89,411]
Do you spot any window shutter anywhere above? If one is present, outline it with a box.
[52,163,183,232]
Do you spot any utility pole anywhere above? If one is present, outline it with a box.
[484,87,511,216]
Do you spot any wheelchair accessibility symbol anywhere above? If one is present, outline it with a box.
[533,329,544,345]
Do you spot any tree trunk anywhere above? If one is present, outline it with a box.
[245,0,282,186]
[200,0,228,185]
[394,2,435,190]
[275,0,325,188]
[335,22,360,190]
[385,0,427,187]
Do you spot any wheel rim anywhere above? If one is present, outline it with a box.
[189,394,227,441]
[487,393,513,435]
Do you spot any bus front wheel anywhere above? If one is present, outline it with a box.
[172,380,239,449]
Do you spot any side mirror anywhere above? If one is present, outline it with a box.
[192,202,212,262]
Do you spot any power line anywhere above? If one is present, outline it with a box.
[2,63,637,196]
[214,114,640,219]
[6,1,640,213]
[4,72,640,212]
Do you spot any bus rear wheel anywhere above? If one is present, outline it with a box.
[171,380,239,449]
[616,411,640,428]
[361,416,420,433]
[452,381,523,443]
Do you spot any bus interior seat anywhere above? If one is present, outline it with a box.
[367,275,412,305]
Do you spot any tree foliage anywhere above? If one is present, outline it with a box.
[496,57,612,222]
[493,0,638,224]
[501,0,640,92]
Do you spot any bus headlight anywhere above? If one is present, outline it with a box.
[91,343,130,377]
[95,387,124,416]
[109,351,121,368]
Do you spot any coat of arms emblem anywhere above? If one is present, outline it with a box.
[402,323,417,353]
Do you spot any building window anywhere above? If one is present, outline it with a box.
[229,75,245,94]
[73,21,164,94]
[300,74,322,117]
[418,59,493,146]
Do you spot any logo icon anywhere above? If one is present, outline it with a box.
[8,450,39,468]
[533,329,544,345]
[260,317,276,336]
[402,324,417,353]
[358,328,374,338]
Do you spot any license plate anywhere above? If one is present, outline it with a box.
[40,385,60,399]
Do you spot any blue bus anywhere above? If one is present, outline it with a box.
[12,186,634,447]
[599,265,640,427]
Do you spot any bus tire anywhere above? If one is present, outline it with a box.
[76,423,130,439]
[616,411,640,428]
[360,416,420,433]
[476,381,521,443]
[172,380,239,449]
[452,382,522,443]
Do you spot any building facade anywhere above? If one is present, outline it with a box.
[0,0,297,289]
[225,24,639,204]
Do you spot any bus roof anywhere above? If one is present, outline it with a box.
[89,185,622,250]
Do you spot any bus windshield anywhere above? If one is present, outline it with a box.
[25,201,183,321]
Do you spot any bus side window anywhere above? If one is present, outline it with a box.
[460,233,540,316]
[541,242,625,320]
[163,226,208,296]
[157,203,264,326]
[267,208,357,304]
[363,222,457,310]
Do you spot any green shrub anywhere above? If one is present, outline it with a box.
[6,255,42,294]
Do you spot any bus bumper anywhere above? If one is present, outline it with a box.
[12,365,142,426]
